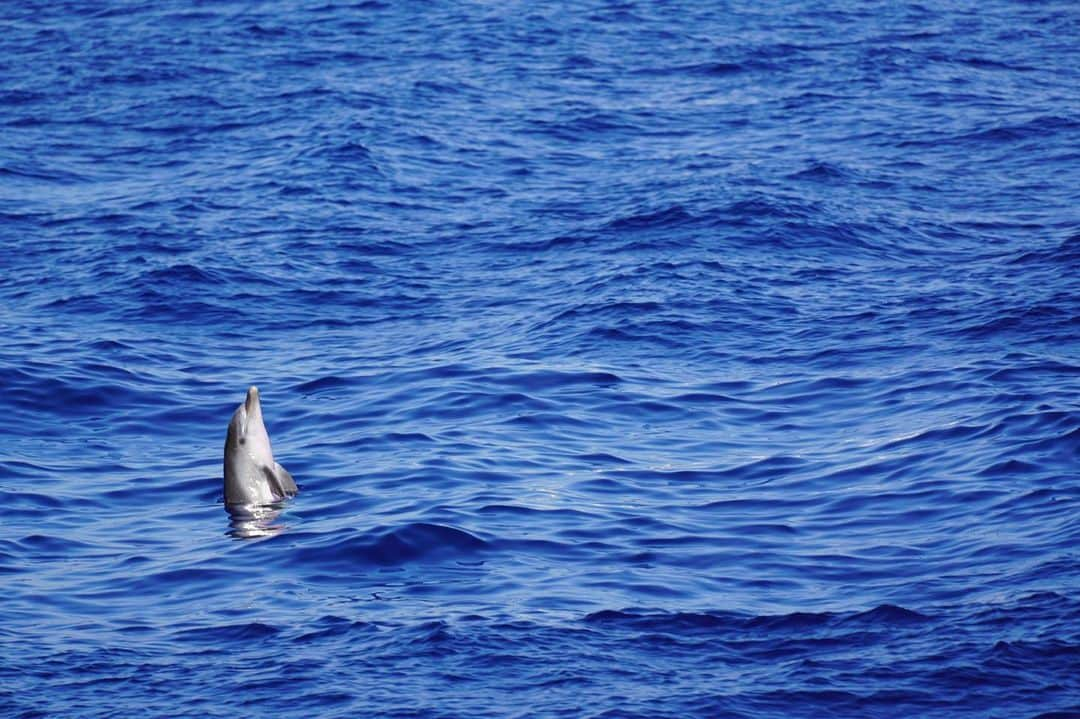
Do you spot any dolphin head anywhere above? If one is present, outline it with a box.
[223,386,297,508]
[226,386,271,457]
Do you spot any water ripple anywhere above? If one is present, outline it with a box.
[1,0,1078,717]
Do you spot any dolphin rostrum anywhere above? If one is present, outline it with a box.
[224,386,297,507]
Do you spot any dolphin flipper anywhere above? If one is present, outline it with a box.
[274,462,298,496]
[261,463,297,500]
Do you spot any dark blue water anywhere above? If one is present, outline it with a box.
[2,1,1079,717]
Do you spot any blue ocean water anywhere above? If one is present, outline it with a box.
[1,0,1078,716]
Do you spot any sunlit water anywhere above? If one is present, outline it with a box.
[2,2,1078,717]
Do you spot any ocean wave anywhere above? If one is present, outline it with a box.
[1,0,1077,716]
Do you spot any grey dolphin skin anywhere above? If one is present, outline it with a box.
[223,386,297,507]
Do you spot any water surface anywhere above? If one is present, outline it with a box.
[1,1,1078,717]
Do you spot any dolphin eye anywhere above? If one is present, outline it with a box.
[239,438,245,445]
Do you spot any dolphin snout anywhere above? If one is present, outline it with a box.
[245,386,260,414]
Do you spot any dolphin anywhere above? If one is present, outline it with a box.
[224,386,297,508]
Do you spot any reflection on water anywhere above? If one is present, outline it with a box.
[226,501,291,540]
